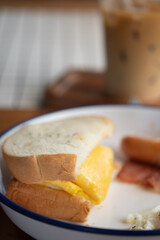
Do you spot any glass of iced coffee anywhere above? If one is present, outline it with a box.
[101,0,160,103]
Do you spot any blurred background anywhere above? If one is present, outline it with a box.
[0,0,105,108]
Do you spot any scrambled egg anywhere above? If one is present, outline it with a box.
[42,145,113,204]
[127,205,160,230]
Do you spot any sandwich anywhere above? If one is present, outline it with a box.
[2,116,114,222]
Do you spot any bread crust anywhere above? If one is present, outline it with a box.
[6,179,92,222]
[3,151,77,184]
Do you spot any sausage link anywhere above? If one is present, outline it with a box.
[121,136,160,166]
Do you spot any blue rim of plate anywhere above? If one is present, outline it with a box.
[0,104,160,237]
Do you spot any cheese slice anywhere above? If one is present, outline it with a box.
[41,145,113,204]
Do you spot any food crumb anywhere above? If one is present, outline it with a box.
[114,161,122,170]
[97,205,104,210]
[85,224,90,227]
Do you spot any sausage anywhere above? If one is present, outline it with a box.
[121,136,160,166]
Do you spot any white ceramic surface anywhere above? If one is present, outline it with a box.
[0,105,160,240]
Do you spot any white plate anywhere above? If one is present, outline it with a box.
[0,105,160,240]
